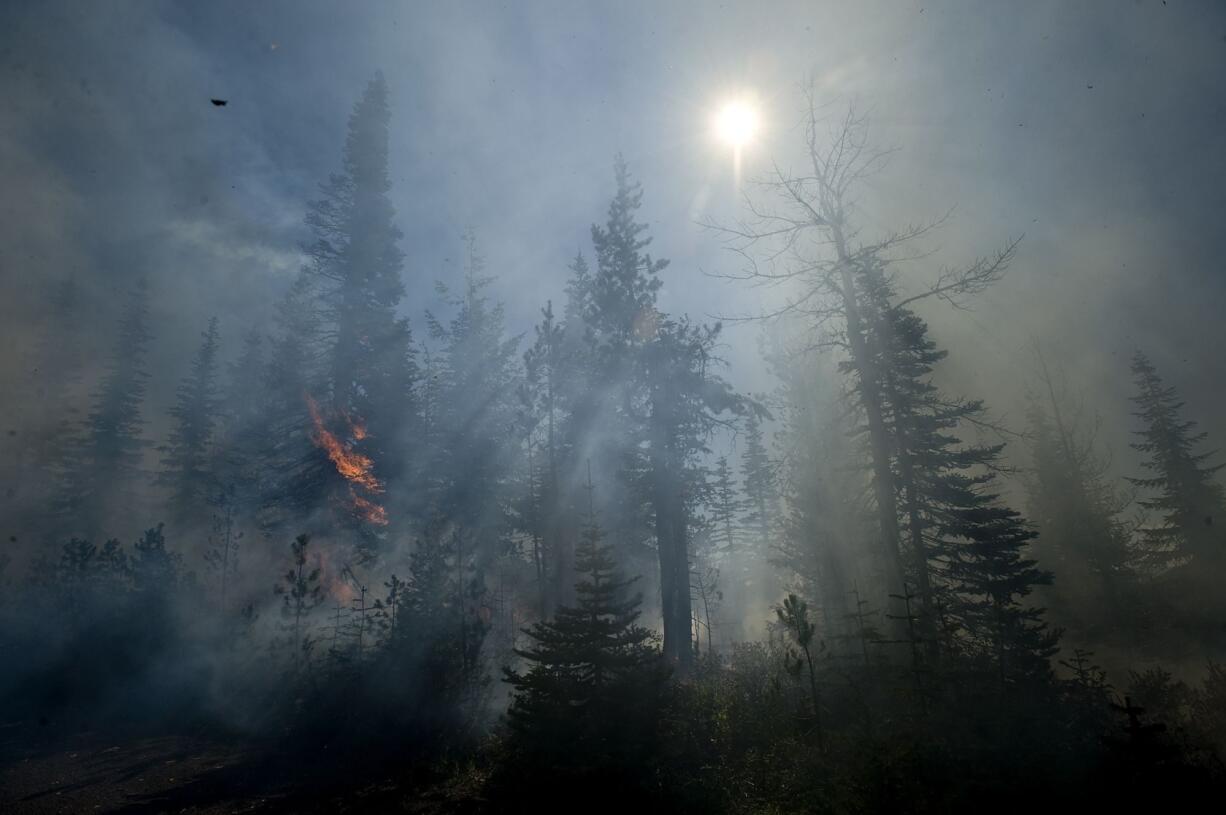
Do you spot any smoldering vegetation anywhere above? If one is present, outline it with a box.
[3,17,1226,814]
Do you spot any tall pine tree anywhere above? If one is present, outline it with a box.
[158,316,222,527]
[1128,351,1225,574]
[53,279,153,540]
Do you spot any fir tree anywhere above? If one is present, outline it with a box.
[503,477,663,771]
[259,271,329,533]
[397,524,488,734]
[776,593,824,749]
[740,409,777,550]
[708,456,741,559]
[307,75,417,487]
[641,315,742,669]
[1128,351,1225,572]
[275,533,324,671]
[856,254,1058,682]
[159,316,222,525]
[203,490,242,610]
[423,231,521,577]
[1024,359,1135,637]
[213,327,268,523]
[53,280,152,539]
[520,299,565,614]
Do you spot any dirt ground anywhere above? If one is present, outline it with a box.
[0,723,285,814]
[0,720,489,814]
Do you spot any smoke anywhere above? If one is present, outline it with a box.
[2,0,1226,760]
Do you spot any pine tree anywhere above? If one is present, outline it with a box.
[130,522,180,598]
[423,231,521,578]
[307,74,417,440]
[203,491,242,611]
[774,389,864,642]
[271,74,419,547]
[855,254,1058,683]
[588,155,667,351]
[159,316,222,526]
[213,327,268,523]
[740,410,777,549]
[259,271,329,533]
[738,407,781,631]
[1024,358,1135,636]
[503,478,663,770]
[776,593,824,749]
[709,456,741,558]
[25,277,86,513]
[641,315,741,669]
[53,279,153,539]
[275,533,325,671]
[520,299,565,614]
[396,524,488,733]
[1128,351,1225,573]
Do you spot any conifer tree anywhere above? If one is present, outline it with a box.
[259,269,329,534]
[26,277,86,511]
[709,456,741,559]
[213,327,268,522]
[397,525,488,732]
[275,533,324,671]
[854,256,1058,682]
[159,316,222,525]
[268,74,418,546]
[740,410,777,549]
[203,493,242,611]
[423,232,521,577]
[307,73,417,449]
[1025,359,1135,635]
[520,299,565,613]
[642,315,741,669]
[1128,351,1225,572]
[503,475,662,768]
[53,279,153,539]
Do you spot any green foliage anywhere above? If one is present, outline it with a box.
[499,509,665,797]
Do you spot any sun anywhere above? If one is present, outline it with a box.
[713,99,759,148]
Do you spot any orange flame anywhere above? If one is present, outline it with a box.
[306,395,389,526]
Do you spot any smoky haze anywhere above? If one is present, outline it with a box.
[2,1,1226,812]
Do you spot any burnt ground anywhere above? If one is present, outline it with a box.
[0,720,486,814]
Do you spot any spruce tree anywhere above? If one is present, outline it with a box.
[53,279,152,539]
[1128,351,1225,572]
[740,409,777,549]
[856,254,1058,683]
[503,480,662,769]
[520,299,565,613]
[275,533,325,672]
[1024,363,1135,636]
[213,327,268,523]
[259,271,329,533]
[709,456,741,559]
[423,232,521,578]
[271,73,418,546]
[159,316,222,526]
[641,315,741,669]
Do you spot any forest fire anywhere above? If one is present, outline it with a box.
[306,395,389,526]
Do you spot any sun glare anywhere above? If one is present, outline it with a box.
[713,99,759,148]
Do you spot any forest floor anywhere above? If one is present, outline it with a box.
[0,721,484,814]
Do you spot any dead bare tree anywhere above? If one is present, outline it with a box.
[705,86,1019,637]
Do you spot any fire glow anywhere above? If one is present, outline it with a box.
[306,395,389,526]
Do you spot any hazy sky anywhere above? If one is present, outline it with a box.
[3,0,1225,470]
